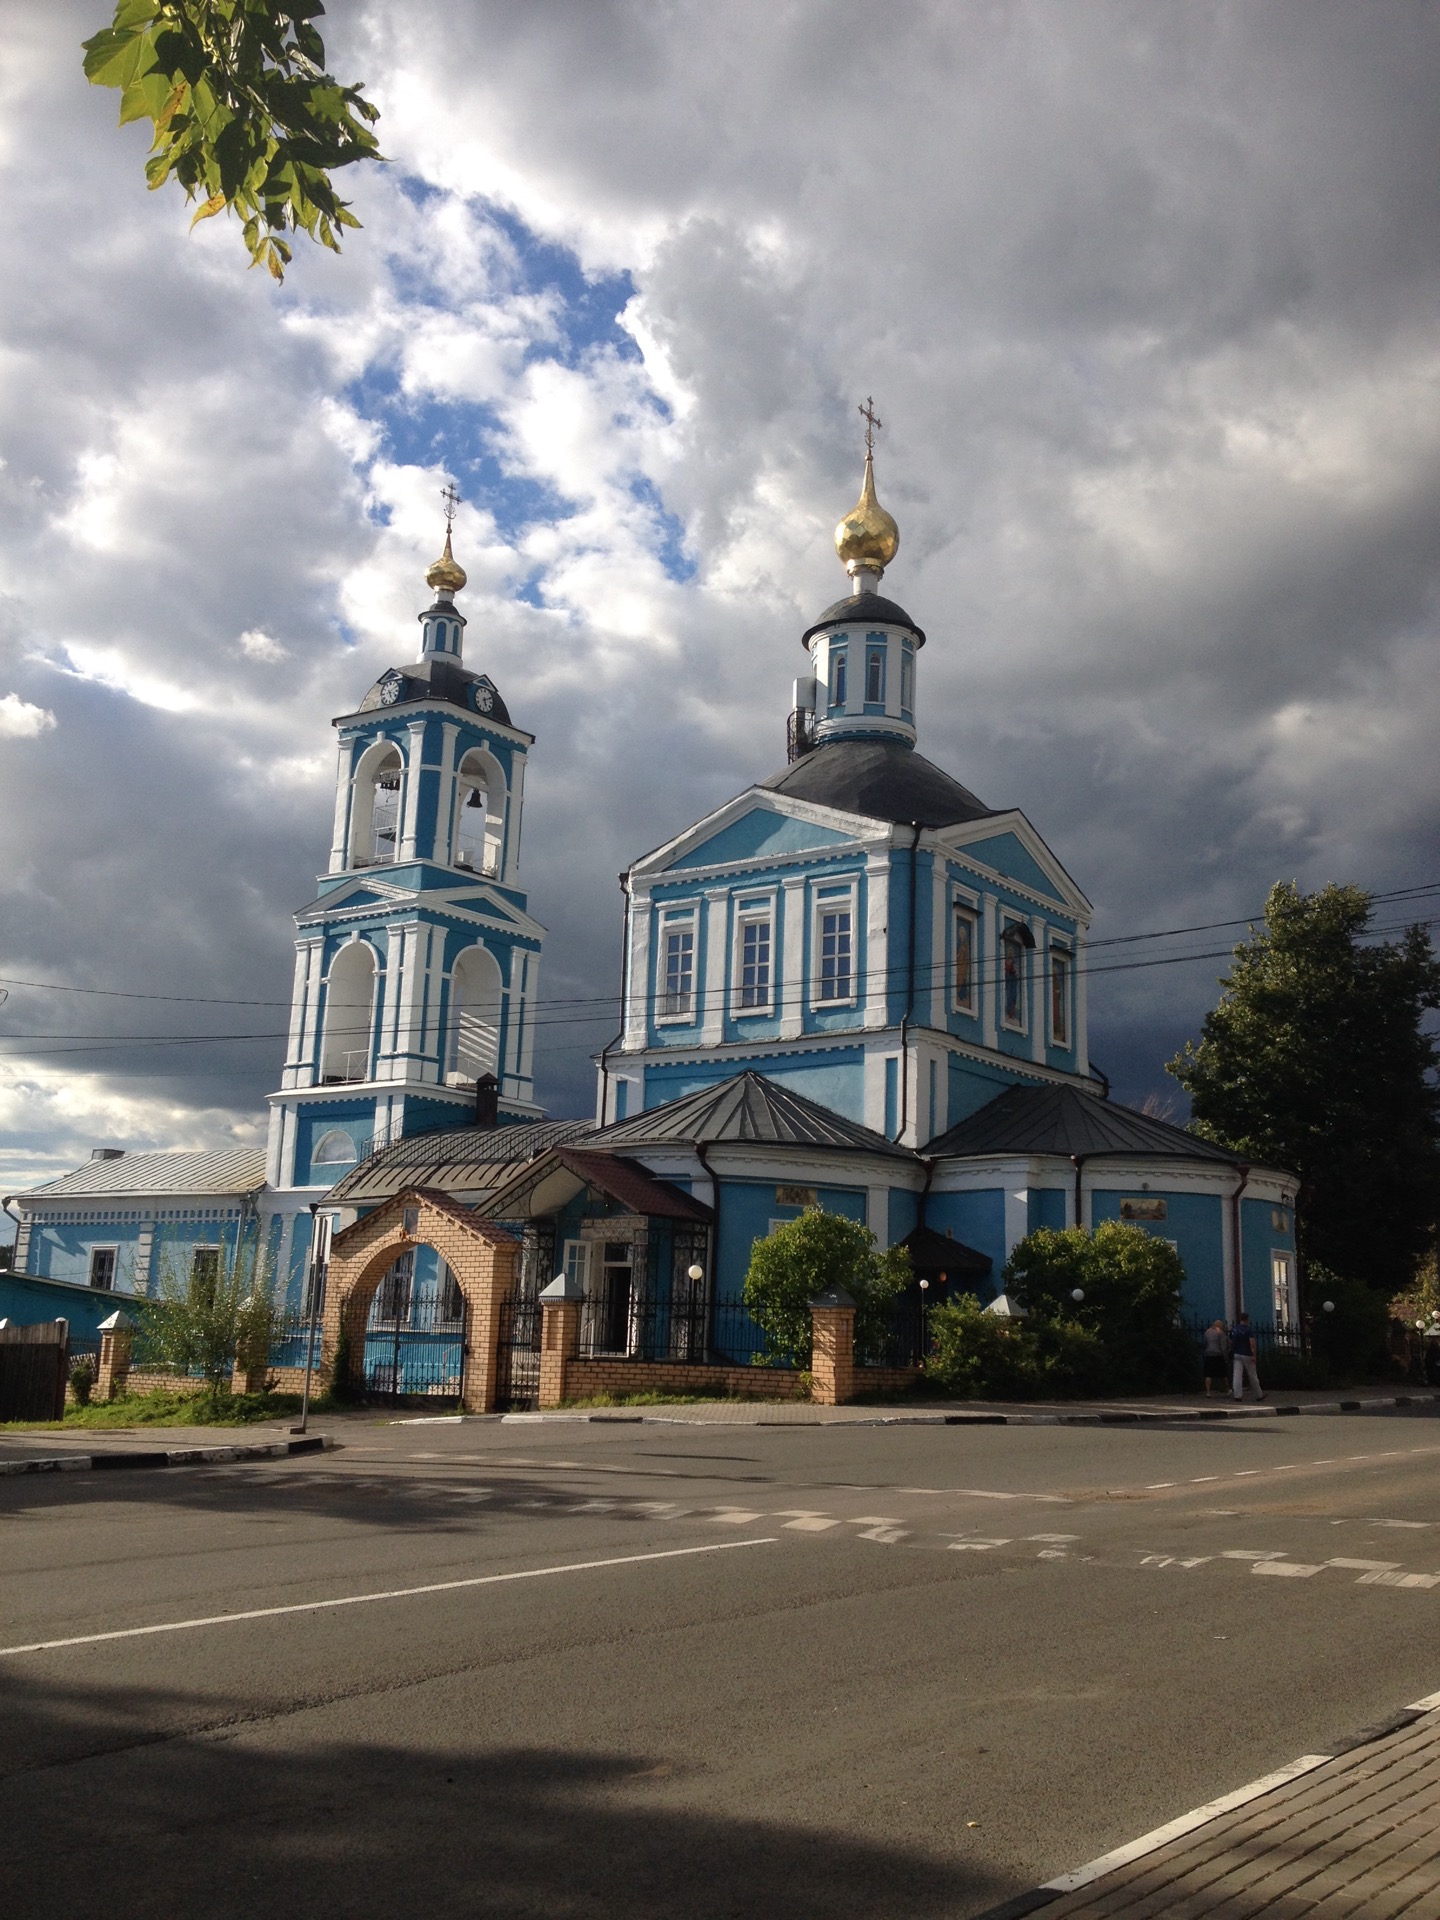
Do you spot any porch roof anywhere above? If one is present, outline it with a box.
[482,1148,714,1225]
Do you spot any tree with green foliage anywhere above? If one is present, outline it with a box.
[1004,1222,1194,1391]
[925,1293,1108,1400]
[83,0,382,280]
[1169,882,1440,1295]
[137,1231,277,1401]
[743,1208,911,1368]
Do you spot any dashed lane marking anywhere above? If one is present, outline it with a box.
[1326,1558,1402,1572]
[1252,1561,1324,1578]
[1359,1570,1440,1589]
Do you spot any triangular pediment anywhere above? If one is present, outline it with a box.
[941,812,1092,917]
[635,791,881,879]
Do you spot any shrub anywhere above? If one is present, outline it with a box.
[68,1358,96,1407]
[743,1208,910,1367]
[924,1293,1109,1399]
[137,1232,277,1403]
[1306,1264,1393,1379]
[1004,1223,1193,1392]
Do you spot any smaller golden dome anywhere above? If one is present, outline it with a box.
[426,525,467,595]
[834,451,899,578]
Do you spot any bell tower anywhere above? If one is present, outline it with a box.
[266,495,547,1198]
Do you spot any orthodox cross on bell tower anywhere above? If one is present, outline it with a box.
[858,395,882,457]
[441,480,461,525]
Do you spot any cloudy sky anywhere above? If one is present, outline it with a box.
[1,0,1437,1195]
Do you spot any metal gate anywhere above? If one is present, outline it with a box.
[496,1297,541,1410]
[362,1258,467,1405]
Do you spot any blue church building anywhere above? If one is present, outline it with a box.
[5,450,1299,1350]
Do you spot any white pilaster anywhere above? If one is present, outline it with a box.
[981,895,998,1049]
[780,877,806,1039]
[624,886,651,1048]
[329,737,354,873]
[701,888,729,1046]
[437,722,460,866]
[862,850,889,1030]
[507,753,526,879]
[1030,917,1047,1064]
[398,720,427,861]
[1004,1182,1029,1258]
[1076,929,1090,1071]
[929,855,948,1028]
[295,941,323,1086]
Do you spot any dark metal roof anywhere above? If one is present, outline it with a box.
[900,1225,992,1276]
[760,739,993,827]
[350,657,513,726]
[477,1147,714,1224]
[925,1083,1241,1162]
[324,1119,594,1203]
[595,1069,912,1160]
[802,590,925,647]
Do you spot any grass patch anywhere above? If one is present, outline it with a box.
[0,1387,338,1432]
[560,1387,797,1409]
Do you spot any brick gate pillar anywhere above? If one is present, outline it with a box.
[809,1286,856,1406]
[538,1274,583,1410]
[96,1310,136,1402]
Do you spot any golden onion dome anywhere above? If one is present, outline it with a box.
[834,451,899,577]
[425,525,467,595]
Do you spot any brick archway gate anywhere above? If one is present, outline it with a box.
[322,1188,519,1412]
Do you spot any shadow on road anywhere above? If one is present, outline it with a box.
[0,1667,1012,1920]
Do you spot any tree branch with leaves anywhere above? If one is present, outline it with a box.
[83,0,383,280]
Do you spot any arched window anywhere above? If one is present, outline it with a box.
[312,1128,358,1167]
[447,944,502,1084]
[454,748,506,876]
[348,741,404,868]
[320,941,377,1083]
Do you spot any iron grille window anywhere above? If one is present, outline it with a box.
[740,917,771,1009]
[375,1250,414,1326]
[662,926,694,1017]
[818,907,853,1001]
[88,1247,116,1291]
[866,648,885,704]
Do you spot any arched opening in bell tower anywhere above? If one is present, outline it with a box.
[446,944,503,1086]
[453,748,506,877]
[349,742,404,868]
[321,939,378,1083]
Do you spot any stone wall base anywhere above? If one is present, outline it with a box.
[561,1359,808,1403]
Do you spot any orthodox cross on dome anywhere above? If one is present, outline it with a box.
[441,481,461,525]
[835,397,899,582]
[858,395,882,457]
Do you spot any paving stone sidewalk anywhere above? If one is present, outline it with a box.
[993,1701,1440,1918]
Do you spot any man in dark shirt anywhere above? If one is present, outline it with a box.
[1230,1312,1264,1401]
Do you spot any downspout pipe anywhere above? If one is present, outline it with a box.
[596,872,632,1125]
[1,1195,18,1273]
[1229,1163,1251,1321]
[896,822,922,1144]
[1088,1061,1111,1100]
[1069,1154,1088,1232]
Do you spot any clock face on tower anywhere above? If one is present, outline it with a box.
[472,681,494,713]
[378,672,404,705]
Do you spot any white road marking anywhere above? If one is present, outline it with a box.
[1326,1558,1401,1572]
[1370,1519,1432,1529]
[0,1540,778,1660]
[1358,1570,1440,1590]
[706,1508,765,1525]
[1222,1550,1287,1561]
[1027,1533,1080,1542]
[1253,1561,1323,1578]
[947,1537,1010,1552]
[779,1513,842,1531]
[858,1526,909,1544]
[1146,1482,1176,1489]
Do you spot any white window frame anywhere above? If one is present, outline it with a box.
[1000,918,1030,1033]
[88,1245,119,1291]
[829,645,848,711]
[812,885,859,1009]
[952,893,979,1015]
[733,893,776,1017]
[561,1239,589,1290]
[1271,1250,1295,1328]
[864,643,886,707]
[1048,940,1072,1048]
[900,643,915,714]
[656,911,698,1024]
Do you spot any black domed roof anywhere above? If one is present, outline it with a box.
[802,589,925,647]
[350,657,512,726]
[761,738,991,827]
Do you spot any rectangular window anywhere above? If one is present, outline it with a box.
[953,907,977,1012]
[865,647,885,705]
[900,645,914,713]
[562,1240,589,1290]
[1002,923,1028,1029]
[599,1240,634,1353]
[661,923,695,1018]
[1050,946,1071,1047]
[1271,1251,1294,1326]
[830,648,848,709]
[738,914,772,1010]
[88,1246,117,1291]
[818,906,853,1002]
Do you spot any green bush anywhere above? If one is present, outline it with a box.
[68,1358,96,1407]
[1306,1264,1393,1379]
[924,1293,1109,1399]
[743,1208,910,1367]
[1260,1347,1333,1391]
[1004,1223,1194,1392]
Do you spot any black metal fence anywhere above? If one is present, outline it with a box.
[859,1297,936,1370]
[1180,1315,1303,1361]
[571,1292,780,1369]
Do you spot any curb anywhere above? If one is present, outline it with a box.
[500,1391,1440,1427]
[0,1435,338,1477]
[971,1685,1440,1919]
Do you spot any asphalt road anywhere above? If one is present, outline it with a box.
[5,1409,1440,1919]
